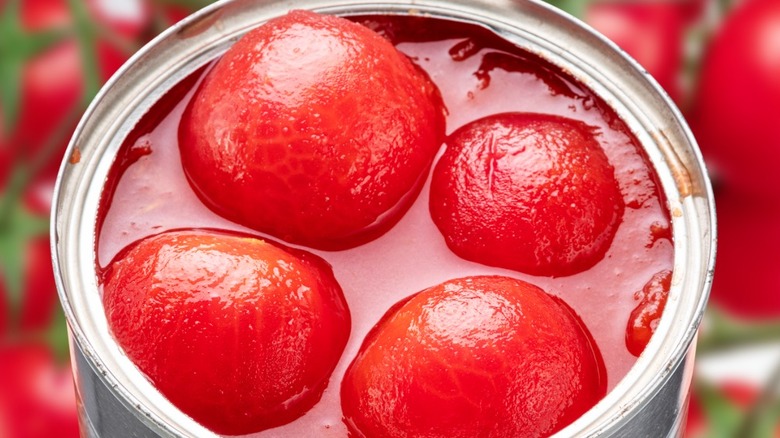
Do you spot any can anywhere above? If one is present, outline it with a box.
[51,0,716,436]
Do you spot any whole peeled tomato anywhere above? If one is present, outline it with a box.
[179,10,446,250]
[429,113,624,277]
[690,0,780,198]
[341,275,607,438]
[102,230,351,435]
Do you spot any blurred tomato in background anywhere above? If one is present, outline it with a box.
[0,1,210,436]
[585,0,704,104]
[690,0,780,200]
[0,343,79,438]
[1,0,779,436]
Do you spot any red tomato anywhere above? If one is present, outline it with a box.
[586,1,701,104]
[709,188,780,318]
[1,0,145,188]
[159,4,192,25]
[19,236,58,331]
[1,0,150,336]
[0,343,79,438]
[690,0,780,198]
[0,236,57,333]
[0,144,11,201]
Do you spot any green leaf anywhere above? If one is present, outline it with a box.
[22,28,71,55]
[734,362,780,438]
[697,308,780,355]
[746,400,780,438]
[696,381,746,438]
[0,56,23,134]
[153,0,217,12]
[66,0,101,104]
[0,0,25,131]
[46,305,71,365]
[543,0,591,20]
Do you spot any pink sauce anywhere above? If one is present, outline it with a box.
[96,15,673,437]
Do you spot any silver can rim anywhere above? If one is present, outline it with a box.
[51,0,717,436]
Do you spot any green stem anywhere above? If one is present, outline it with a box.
[66,0,101,104]
[153,0,216,12]
[5,308,70,365]
[543,0,593,20]
[0,103,82,227]
[92,21,142,58]
[30,103,84,174]
[0,164,29,229]
[46,306,71,365]
[735,358,780,438]
[697,309,780,356]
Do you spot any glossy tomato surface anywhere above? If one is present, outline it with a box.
[102,230,351,435]
[180,10,446,250]
[342,275,606,438]
[430,113,623,277]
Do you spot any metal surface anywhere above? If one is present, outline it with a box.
[51,0,716,436]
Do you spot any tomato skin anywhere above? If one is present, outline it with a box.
[0,343,79,438]
[690,0,780,199]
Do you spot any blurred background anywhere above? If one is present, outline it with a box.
[0,0,778,436]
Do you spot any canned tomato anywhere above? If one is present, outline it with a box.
[52,0,715,436]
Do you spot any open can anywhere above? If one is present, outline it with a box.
[51,0,716,436]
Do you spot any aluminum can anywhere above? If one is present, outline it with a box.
[51,0,716,436]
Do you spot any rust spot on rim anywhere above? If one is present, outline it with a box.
[176,8,224,39]
[651,129,698,198]
[69,147,81,164]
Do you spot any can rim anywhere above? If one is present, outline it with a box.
[51,0,717,436]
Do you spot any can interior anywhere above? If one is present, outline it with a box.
[51,0,716,436]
